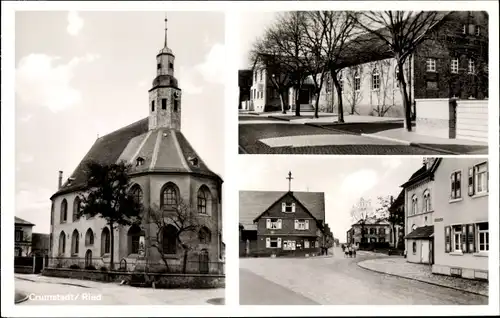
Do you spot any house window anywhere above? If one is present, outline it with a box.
[379,228,385,235]
[15,229,22,242]
[354,72,360,91]
[452,225,462,252]
[468,59,475,74]
[370,237,376,243]
[474,162,488,194]
[304,240,310,248]
[369,228,375,235]
[412,241,417,254]
[475,25,480,36]
[379,237,385,243]
[267,218,282,229]
[282,202,295,213]
[477,222,489,252]
[426,58,436,72]
[371,69,380,90]
[269,238,278,248]
[295,219,309,230]
[423,189,431,212]
[151,100,155,112]
[451,58,459,74]
[450,170,462,199]
[162,98,167,110]
[411,194,418,215]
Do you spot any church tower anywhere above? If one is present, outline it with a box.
[148,14,182,131]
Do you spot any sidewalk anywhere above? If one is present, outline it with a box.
[357,257,488,296]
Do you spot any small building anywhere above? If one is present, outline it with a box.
[15,217,34,256]
[349,217,393,247]
[402,158,440,264]
[432,158,488,280]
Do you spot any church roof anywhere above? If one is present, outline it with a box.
[239,190,325,231]
[51,117,221,199]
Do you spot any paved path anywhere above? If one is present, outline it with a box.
[15,274,224,305]
[239,250,488,305]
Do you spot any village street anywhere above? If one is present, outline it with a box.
[15,274,224,306]
[239,248,488,305]
[238,113,489,155]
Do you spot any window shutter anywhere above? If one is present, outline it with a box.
[486,162,489,192]
[277,219,282,229]
[292,203,296,212]
[277,238,282,248]
[450,173,455,198]
[266,219,271,229]
[468,167,475,196]
[266,237,270,248]
[281,203,286,212]
[470,224,476,253]
[305,220,309,230]
[457,171,461,197]
[461,226,467,252]
[445,226,451,253]
[294,219,299,230]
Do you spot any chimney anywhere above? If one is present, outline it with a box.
[58,171,63,189]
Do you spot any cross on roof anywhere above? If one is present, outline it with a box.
[286,171,293,192]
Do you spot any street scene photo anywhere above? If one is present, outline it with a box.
[14,11,225,305]
[239,156,489,305]
[237,11,489,155]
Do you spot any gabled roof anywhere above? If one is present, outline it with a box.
[401,158,442,188]
[51,118,222,199]
[239,190,325,231]
[252,191,320,224]
[15,216,34,226]
[404,225,434,239]
[352,217,390,227]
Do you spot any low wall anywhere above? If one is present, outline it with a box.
[456,99,488,142]
[15,266,34,274]
[42,267,225,289]
[432,264,488,281]
[415,98,454,139]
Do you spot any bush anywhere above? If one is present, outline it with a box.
[85,265,97,270]
[100,266,108,272]
[69,264,80,270]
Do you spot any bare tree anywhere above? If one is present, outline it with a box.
[147,200,209,274]
[344,66,364,115]
[351,11,443,131]
[369,59,394,117]
[350,197,374,244]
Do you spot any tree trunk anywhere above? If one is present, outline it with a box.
[182,249,188,274]
[109,221,115,270]
[397,61,412,132]
[279,91,287,114]
[314,90,320,118]
[332,72,344,123]
[294,86,301,117]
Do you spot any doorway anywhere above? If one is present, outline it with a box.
[199,249,209,274]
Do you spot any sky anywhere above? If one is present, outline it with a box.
[15,11,225,234]
[238,156,424,242]
[236,11,278,69]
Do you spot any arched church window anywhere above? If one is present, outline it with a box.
[101,227,111,256]
[58,231,66,256]
[130,184,143,205]
[71,229,79,256]
[73,196,81,222]
[85,228,94,246]
[161,183,178,209]
[151,100,155,112]
[127,224,142,254]
[199,226,211,244]
[197,185,212,215]
[60,199,68,223]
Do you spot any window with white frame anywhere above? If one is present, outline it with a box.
[282,202,295,213]
[423,189,431,212]
[267,218,282,230]
[475,25,480,36]
[412,241,417,254]
[477,222,489,252]
[468,59,475,74]
[354,72,360,91]
[304,240,310,248]
[266,237,281,248]
[411,194,418,215]
[371,69,380,90]
[475,162,488,195]
[450,170,462,200]
[451,58,459,74]
[452,225,462,252]
[426,58,436,72]
[295,219,309,230]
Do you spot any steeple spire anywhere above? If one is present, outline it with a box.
[164,12,168,48]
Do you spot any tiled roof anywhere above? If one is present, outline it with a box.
[404,225,434,239]
[401,158,442,188]
[52,118,221,199]
[239,191,325,231]
[15,216,34,226]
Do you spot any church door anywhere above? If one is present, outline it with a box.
[85,249,93,268]
[199,249,209,274]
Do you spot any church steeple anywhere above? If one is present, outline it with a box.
[148,13,182,131]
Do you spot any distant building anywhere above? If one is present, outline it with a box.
[239,69,253,110]
[349,217,393,247]
[239,178,331,257]
[15,217,34,256]
[387,190,405,249]
[32,233,50,256]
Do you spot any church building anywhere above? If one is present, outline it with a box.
[239,172,330,257]
[48,16,224,274]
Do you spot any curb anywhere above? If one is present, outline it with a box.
[360,133,411,145]
[268,116,291,122]
[305,122,360,136]
[357,261,488,297]
[408,143,461,155]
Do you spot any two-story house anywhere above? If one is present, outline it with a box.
[431,158,488,280]
[349,217,393,247]
[15,217,34,256]
[401,158,440,264]
[239,189,328,257]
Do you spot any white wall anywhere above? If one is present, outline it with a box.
[456,100,488,142]
[415,98,451,139]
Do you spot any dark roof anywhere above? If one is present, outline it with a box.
[389,189,405,212]
[401,158,442,188]
[239,190,325,231]
[404,225,434,239]
[352,217,390,227]
[51,118,222,199]
[252,191,320,224]
[15,216,34,226]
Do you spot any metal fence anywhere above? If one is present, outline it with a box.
[45,257,225,275]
